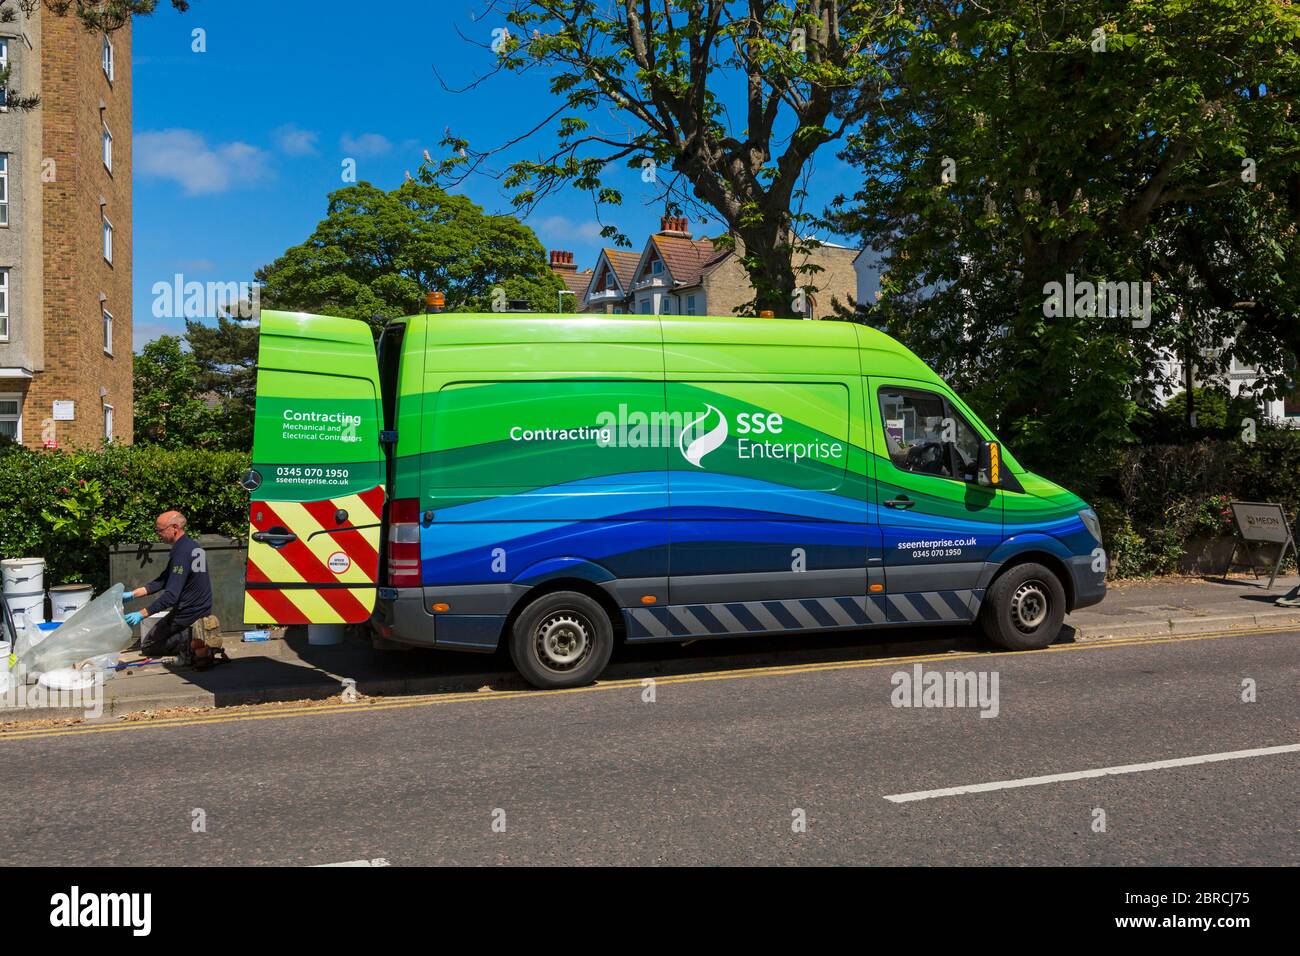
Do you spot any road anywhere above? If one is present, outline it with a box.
[3,627,1296,866]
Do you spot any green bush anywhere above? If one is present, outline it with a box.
[1091,428,1300,578]
[0,445,250,590]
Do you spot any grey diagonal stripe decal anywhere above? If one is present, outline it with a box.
[630,608,670,638]
[672,605,711,636]
[863,595,888,624]
[783,600,822,630]
[889,594,926,623]
[746,602,784,631]
[923,591,961,621]
[820,597,856,627]
[708,603,747,634]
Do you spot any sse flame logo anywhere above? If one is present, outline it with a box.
[680,404,728,467]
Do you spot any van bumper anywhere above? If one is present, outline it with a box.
[373,588,436,647]
[1066,555,1107,611]
[373,588,505,653]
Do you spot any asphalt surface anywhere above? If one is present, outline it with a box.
[2,627,1296,866]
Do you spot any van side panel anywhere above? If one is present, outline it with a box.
[636,318,880,639]
[402,315,668,649]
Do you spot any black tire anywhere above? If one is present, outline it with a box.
[509,591,614,689]
[979,562,1067,651]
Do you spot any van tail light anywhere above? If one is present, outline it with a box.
[388,498,422,588]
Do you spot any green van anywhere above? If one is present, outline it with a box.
[242,309,1106,689]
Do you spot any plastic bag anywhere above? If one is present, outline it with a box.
[16,585,132,679]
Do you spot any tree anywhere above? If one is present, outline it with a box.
[257,181,566,327]
[829,0,1300,474]
[1,1,189,111]
[184,315,259,453]
[133,336,222,449]
[426,1,895,317]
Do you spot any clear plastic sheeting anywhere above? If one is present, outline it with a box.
[13,585,132,682]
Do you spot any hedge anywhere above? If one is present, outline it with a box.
[1084,429,1300,578]
[0,443,250,590]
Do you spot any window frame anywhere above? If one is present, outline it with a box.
[102,214,113,264]
[0,267,9,340]
[102,35,114,82]
[102,122,113,173]
[0,392,20,444]
[876,384,983,486]
[103,403,114,443]
[0,153,8,226]
[102,306,113,355]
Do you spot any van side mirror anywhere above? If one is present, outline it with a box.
[978,440,1002,488]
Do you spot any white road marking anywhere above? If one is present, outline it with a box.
[314,857,391,867]
[884,743,1300,803]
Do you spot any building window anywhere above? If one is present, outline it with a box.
[639,297,652,315]
[0,395,19,443]
[686,294,697,315]
[102,35,114,82]
[103,404,114,443]
[103,307,113,355]
[102,123,113,172]
[103,215,113,264]
[0,154,8,226]
[651,258,664,276]
[0,268,8,340]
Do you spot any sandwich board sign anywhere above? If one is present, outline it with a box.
[1228,501,1297,589]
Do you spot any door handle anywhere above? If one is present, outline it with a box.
[883,495,916,510]
[252,527,298,549]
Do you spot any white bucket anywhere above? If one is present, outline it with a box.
[49,584,94,623]
[1,558,45,595]
[4,590,45,626]
[308,623,345,646]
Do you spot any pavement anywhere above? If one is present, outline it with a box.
[2,572,1298,724]
[0,624,1294,865]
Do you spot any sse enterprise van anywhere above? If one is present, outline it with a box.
[241,309,1106,689]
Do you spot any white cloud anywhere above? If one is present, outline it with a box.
[272,123,319,156]
[533,214,605,244]
[340,132,393,158]
[135,129,270,196]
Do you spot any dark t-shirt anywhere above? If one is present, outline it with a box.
[144,534,214,628]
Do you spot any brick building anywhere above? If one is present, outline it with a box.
[552,216,860,319]
[0,6,132,448]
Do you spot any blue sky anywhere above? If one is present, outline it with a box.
[132,1,862,348]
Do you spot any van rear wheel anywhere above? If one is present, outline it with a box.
[980,562,1066,651]
[509,591,614,689]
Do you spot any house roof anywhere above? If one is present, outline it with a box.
[644,234,730,289]
[599,248,641,292]
[555,267,594,297]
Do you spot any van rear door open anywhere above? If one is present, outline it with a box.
[242,311,386,626]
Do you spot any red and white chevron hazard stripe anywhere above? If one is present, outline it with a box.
[244,485,386,625]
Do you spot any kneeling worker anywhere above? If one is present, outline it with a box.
[123,511,217,664]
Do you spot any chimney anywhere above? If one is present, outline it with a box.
[549,250,576,271]
[658,216,691,238]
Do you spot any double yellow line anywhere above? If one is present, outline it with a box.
[0,625,1290,743]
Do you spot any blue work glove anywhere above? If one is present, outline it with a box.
[122,592,134,604]
[124,611,144,628]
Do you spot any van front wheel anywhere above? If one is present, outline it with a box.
[509,591,614,689]
[980,563,1066,651]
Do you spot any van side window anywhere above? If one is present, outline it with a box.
[878,387,982,482]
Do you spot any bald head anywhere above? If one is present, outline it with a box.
[155,511,187,543]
